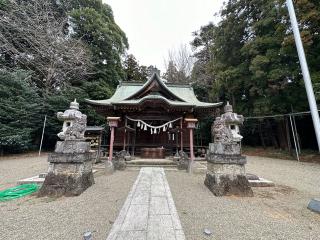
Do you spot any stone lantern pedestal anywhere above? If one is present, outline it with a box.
[38,100,94,197]
[205,142,252,196]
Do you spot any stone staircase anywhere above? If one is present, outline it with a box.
[126,158,178,170]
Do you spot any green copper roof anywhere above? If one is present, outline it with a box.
[85,73,221,109]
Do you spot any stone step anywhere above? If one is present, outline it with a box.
[126,164,177,169]
[126,159,177,166]
[126,167,179,171]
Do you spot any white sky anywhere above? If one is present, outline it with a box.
[104,0,224,73]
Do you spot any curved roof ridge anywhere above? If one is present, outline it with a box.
[124,72,186,102]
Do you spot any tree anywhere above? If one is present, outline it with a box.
[0,70,42,154]
[163,61,179,83]
[0,0,92,91]
[70,1,128,99]
[191,0,320,115]
[163,44,195,83]
[191,0,320,150]
[0,0,127,153]
[123,54,148,82]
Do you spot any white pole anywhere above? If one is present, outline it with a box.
[286,0,320,152]
[38,115,47,156]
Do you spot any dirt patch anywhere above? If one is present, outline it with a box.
[274,185,297,195]
[254,184,297,200]
[243,147,320,163]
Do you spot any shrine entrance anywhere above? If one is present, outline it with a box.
[124,117,183,159]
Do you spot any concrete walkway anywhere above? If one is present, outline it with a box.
[106,167,185,240]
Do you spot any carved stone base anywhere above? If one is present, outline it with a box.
[112,150,127,170]
[112,160,126,170]
[204,172,253,197]
[205,157,253,197]
[38,171,94,197]
[38,162,94,197]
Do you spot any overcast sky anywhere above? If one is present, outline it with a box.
[104,0,224,73]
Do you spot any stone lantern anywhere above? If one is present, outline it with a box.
[38,100,94,197]
[56,99,85,140]
[205,102,253,196]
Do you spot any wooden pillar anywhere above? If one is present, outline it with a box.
[189,128,194,159]
[123,117,127,151]
[185,118,198,174]
[123,129,126,150]
[132,122,137,157]
[127,131,131,153]
[109,127,115,160]
[107,117,120,162]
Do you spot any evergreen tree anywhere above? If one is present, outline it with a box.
[191,0,320,116]
[70,0,128,99]
[163,61,179,82]
[0,0,127,153]
[123,54,148,82]
[0,70,42,153]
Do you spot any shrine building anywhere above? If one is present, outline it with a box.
[86,73,221,159]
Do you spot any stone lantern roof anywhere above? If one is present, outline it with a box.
[221,102,244,125]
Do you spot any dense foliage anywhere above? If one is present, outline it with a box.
[191,0,320,116]
[0,0,126,153]
[123,54,148,82]
[69,0,128,99]
[0,70,42,153]
[190,0,320,149]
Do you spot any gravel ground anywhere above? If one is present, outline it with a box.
[0,154,138,240]
[246,156,320,196]
[166,156,320,240]
[1,154,320,240]
[0,153,48,190]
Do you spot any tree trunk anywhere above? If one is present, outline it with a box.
[266,119,279,148]
[258,121,266,148]
[277,118,287,150]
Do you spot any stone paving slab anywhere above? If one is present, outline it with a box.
[106,167,185,240]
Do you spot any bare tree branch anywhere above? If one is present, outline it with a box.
[163,44,195,83]
[0,0,92,91]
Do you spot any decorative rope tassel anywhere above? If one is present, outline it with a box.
[163,125,166,132]
[144,124,147,131]
[137,121,140,127]
[169,122,173,128]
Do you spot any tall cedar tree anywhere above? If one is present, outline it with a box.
[69,0,128,100]
[123,54,148,82]
[191,0,320,116]
[0,70,42,154]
